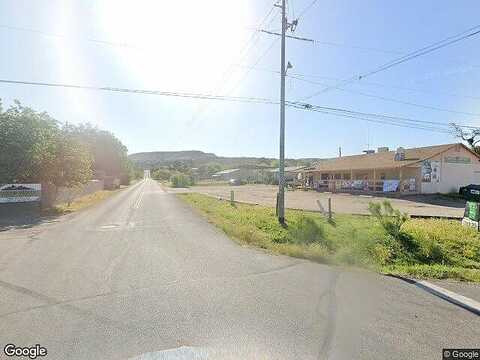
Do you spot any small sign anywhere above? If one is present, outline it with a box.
[444,156,471,164]
[0,183,41,203]
[465,201,480,221]
[462,217,480,231]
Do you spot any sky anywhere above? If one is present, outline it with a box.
[0,0,479,158]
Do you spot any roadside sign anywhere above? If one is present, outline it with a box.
[465,201,480,221]
[462,217,480,231]
[0,183,41,203]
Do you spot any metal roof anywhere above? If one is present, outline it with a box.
[304,143,477,172]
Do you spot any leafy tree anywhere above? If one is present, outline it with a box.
[55,129,93,187]
[170,173,194,188]
[152,168,172,181]
[63,123,130,180]
[0,100,94,186]
[0,101,59,183]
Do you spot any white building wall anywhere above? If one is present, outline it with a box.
[421,145,480,194]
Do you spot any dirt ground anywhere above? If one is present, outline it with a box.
[167,184,466,218]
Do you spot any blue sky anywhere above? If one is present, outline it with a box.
[0,0,479,158]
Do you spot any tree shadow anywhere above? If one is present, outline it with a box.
[0,203,62,232]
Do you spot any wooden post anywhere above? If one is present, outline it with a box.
[373,168,377,192]
[399,168,403,193]
[328,197,332,221]
[230,190,234,205]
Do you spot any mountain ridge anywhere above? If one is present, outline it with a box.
[129,150,320,169]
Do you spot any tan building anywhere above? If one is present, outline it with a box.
[299,143,480,194]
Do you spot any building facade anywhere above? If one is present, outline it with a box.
[299,143,480,194]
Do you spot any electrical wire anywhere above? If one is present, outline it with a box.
[296,0,319,20]
[2,77,477,134]
[291,71,480,101]
[300,24,480,101]
[0,78,280,105]
[188,5,279,122]
[288,74,480,117]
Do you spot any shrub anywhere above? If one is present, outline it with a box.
[287,215,325,245]
[170,174,194,188]
[368,201,408,239]
[152,168,172,181]
[368,201,420,261]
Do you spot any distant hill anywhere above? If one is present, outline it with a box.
[129,150,319,170]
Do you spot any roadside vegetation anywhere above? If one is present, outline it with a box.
[0,99,142,188]
[179,193,480,282]
[151,167,195,188]
[45,189,121,215]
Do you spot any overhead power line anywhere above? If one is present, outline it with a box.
[1,77,477,133]
[292,71,480,101]
[300,24,480,101]
[288,74,480,118]
[357,25,480,81]
[286,102,455,134]
[298,107,454,134]
[0,78,280,105]
[296,0,320,20]
[260,29,402,54]
[234,64,480,105]
[188,5,279,122]
[287,101,474,130]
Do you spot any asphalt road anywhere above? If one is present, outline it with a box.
[0,178,478,360]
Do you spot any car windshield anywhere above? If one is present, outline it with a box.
[1,1,480,359]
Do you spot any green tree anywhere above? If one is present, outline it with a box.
[55,129,93,187]
[0,100,94,186]
[63,123,130,180]
[0,100,59,183]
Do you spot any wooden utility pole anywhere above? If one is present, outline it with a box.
[277,0,287,224]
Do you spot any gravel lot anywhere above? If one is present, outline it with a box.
[168,184,466,218]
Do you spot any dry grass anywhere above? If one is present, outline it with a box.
[50,189,121,214]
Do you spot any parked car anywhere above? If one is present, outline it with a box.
[229,179,241,186]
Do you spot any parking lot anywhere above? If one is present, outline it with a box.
[168,184,466,218]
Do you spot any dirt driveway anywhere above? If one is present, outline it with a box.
[168,184,466,218]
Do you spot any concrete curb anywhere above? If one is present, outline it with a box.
[414,280,480,316]
[386,274,480,316]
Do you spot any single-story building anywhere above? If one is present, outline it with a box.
[267,166,306,183]
[212,167,265,182]
[299,143,480,194]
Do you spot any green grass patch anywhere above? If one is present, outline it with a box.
[179,193,480,282]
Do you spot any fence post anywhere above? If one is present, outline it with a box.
[276,192,279,216]
[230,190,234,205]
[328,197,332,221]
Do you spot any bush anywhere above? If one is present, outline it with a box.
[152,168,172,181]
[368,201,408,239]
[287,215,326,246]
[170,174,194,188]
[368,200,422,262]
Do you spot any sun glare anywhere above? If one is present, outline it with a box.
[95,1,254,93]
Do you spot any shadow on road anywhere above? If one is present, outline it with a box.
[400,194,466,209]
[0,203,61,232]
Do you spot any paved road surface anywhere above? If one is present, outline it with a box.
[0,179,478,359]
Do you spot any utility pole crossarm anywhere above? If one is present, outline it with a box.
[259,29,314,43]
